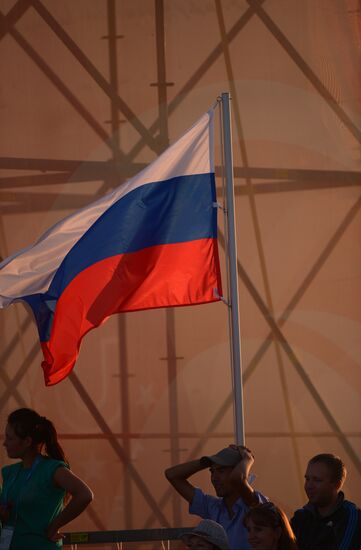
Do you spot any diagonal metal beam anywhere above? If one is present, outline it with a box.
[0,319,165,528]
[246,0,361,145]
[0,0,32,41]
[2,1,358,528]
[68,372,170,527]
[0,218,34,407]
[0,315,31,407]
[0,319,104,533]
[85,505,106,532]
[31,0,162,155]
[124,1,266,163]
[1,2,263,202]
[2,3,261,198]
[225,227,361,475]
[143,193,361,527]
[0,10,112,149]
[0,342,39,410]
[242,192,361,383]
[215,0,304,496]
[143,392,233,529]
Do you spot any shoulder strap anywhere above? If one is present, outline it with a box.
[339,501,359,550]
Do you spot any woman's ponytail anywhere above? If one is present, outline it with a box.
[40,417,67,463]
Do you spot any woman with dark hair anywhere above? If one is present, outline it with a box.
[0,408,93,549]
[244,502,298,550]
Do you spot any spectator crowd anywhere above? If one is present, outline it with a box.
[165,444,361,550]
[0,407,359,549]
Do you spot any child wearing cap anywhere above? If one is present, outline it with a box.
[181,519,231,550]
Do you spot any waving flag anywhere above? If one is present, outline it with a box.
[0,109,222,385]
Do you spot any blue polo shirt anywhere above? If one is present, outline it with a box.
[189,487,268,550]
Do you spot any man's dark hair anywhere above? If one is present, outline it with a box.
[309,453,346,485]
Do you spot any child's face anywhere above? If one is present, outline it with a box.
[245,518,280,550]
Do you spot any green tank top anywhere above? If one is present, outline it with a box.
[1,457,68,550]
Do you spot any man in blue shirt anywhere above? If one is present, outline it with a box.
[165,445,267,550]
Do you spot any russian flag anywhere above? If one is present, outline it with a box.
[0,109,222,385]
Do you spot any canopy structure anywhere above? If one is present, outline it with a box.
[0,0,360,532]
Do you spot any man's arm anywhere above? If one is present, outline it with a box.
[164,459,206,503]
[229,445,259,507]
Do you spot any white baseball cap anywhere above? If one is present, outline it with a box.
[181,519,231,550]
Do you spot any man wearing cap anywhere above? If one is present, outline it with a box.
[165,445,267,550]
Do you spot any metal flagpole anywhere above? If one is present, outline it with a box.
[220,91,245,445]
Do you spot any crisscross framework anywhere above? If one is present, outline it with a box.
[0,0,360,532]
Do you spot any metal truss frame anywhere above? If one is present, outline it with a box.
[0,0,360,531]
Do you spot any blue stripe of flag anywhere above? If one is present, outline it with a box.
[48,173,217,298]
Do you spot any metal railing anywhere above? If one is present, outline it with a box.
[63,527,191,547]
